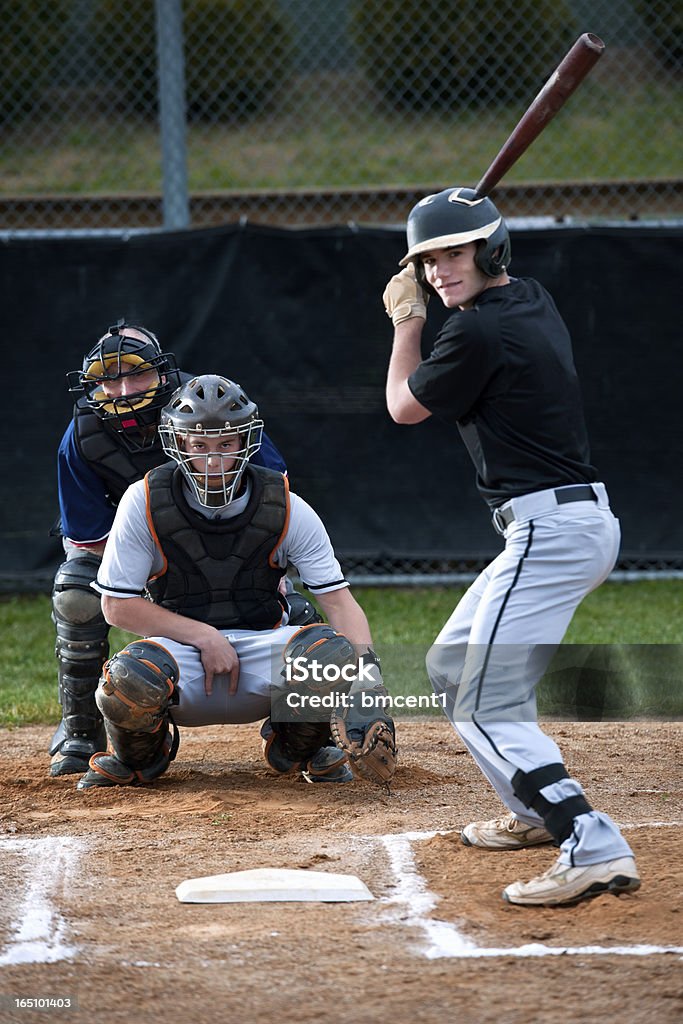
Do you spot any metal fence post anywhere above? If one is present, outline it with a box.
[155,0,190,229]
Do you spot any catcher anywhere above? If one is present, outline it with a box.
[75,374,396,791]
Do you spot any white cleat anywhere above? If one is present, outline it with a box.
[461,812,553,850]
[502,855,641,907]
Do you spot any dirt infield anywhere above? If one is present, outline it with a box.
[1,719,682,1024]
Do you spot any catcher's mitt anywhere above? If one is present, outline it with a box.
[330,713,397,788]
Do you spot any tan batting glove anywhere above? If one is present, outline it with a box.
[382,264,429,326]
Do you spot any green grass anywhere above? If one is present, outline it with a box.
[2,81,681,194]
[1,581,682,727]
[0,595,136,727]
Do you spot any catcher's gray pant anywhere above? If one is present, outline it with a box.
[146,626,302,727]
[426,483,634,867]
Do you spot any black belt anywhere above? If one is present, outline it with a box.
[494,484,597,530]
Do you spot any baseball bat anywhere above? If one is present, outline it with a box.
[474,33,605,197]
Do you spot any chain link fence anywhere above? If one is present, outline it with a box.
[1,0,681,231]
[335,555,683,586]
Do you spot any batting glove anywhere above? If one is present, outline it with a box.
[382,264,429,326]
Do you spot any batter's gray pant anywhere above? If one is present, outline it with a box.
[426,484,634,866]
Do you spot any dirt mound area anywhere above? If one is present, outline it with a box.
[1,719,682,1024]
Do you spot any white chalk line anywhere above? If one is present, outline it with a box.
[1,821,681,966]
[0,837,82,965]
[620,820,683,829]
[377,824,683,960]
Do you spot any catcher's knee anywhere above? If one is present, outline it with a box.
[52,556,109,685]
[281,623,358,699]
[52,556,107,634]
[96,640,179,732]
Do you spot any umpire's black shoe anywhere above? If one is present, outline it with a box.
[49,729,105,777]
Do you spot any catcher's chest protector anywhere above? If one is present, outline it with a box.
[146,462,288,629]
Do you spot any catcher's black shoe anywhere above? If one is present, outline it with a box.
[261,720,352,783]
[77,751,133,790]
[77,744,173,790]
[77,767,117,790]
[301,747,353,783]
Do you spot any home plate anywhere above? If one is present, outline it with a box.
[175,868,374,904]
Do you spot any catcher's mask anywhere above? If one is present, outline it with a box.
[68,319,180,451]
[400,186,511,282]
[159,374,264,508]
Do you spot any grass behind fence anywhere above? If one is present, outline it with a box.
[1,581,681,727]
[3,82,681,194]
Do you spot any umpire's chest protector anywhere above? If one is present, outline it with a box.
[74,401,165,504]
[145,463,289,630]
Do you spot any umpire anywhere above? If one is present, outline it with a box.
[383,187,640,907]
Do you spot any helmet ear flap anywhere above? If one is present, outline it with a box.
[473,237,511,278]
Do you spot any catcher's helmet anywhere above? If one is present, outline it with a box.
[159,374,264,507]
[399,187,511,278]
[68,319,180,449]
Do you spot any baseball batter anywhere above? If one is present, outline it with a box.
[76,374,395,791]
[383,187,640,906]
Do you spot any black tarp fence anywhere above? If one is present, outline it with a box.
[1,221,681,591]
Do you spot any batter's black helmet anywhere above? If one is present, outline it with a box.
[159,374,264,507]
[400,187,511,278]
[68,319,180,449]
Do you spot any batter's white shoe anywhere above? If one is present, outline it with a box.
[461,812,553,850]
[502,856,641,907]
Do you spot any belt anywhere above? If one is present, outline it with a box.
[492,484,597,534]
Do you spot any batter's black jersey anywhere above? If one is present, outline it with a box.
[408,277,597,507]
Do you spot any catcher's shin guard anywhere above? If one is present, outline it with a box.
[77,640,180,790]
[281,623,358,701]
[49,556,109,776]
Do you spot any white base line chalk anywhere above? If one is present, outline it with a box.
[0,837,82,965]
[379,830,683,961]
